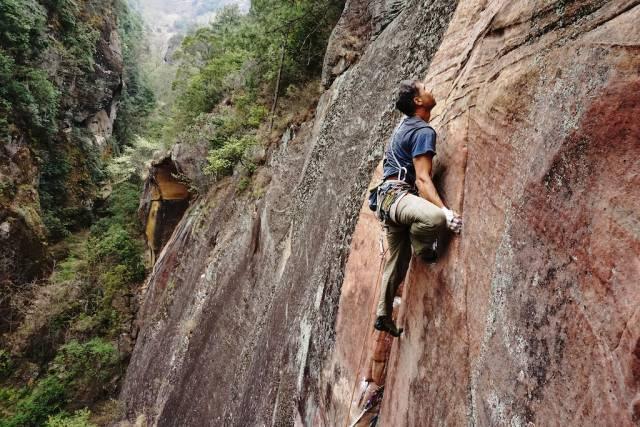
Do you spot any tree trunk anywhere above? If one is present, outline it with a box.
[269,41,286,132]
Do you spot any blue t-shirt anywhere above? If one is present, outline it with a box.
[382,116,436,186]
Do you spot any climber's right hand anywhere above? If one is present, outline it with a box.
[441,207,462,233]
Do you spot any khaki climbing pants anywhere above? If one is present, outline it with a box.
[376,193,446,317]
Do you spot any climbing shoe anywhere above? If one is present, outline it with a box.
[418,241,438,264]
[374,316,403,337]
[419,248,438,264]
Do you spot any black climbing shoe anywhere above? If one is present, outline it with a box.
[374,316,403,337]
[419,248,438,264]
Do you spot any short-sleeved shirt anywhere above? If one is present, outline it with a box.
[382,116,436,187]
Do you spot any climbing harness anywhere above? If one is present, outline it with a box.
[372,116,418,224]
[375,180,414,224]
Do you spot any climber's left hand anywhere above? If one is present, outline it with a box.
[441,207,462,233]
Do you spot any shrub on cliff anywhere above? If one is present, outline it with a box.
[0,51,60,138]
[50,339,120,398]
[0,339,119,427]
[0,0,104,139]
[164,0,343,180]
[46,408,95,427]
[205,134,257,178]
[0,375,67,427]
[88,225,144,283]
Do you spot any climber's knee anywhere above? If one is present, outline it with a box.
[415,207,446,234]
[433,208,446,230]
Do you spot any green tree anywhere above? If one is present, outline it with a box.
[167,0,343,178]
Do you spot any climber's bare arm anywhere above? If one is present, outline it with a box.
[414,154,445,208]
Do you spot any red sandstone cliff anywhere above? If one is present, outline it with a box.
[120,0,640,425]
[328,0,640,425]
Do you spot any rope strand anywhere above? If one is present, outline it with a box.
[344,226,388,427]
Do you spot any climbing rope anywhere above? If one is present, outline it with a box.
[344,226,388,427]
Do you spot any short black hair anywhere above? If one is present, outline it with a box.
[395,80,419,116]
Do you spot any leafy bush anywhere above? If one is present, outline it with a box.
[106,136,161,184]
[43,213,70,241]
[0,339,117,427]
[46,408,95,427]
[91,181,144,236]
[50,339,119,387]
[106,182,144,230]
[0,0,47,59]
[1,376,67,427]
[88,224,144,283]
[51,255,86,284]
[0,50,60,136]
[205,135,257,178]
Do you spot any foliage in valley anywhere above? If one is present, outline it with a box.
[0,179,144,426]
[1,1,149,425]
[0,0,154,240]
[158,0,343,181]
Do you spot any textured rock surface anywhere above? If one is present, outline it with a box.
[0,141,49,286]
[119,0,457,424]
[321,0,409,87]
[121,0,639,425]
[0,1,124,285]
[335,0,640,425]
[139,156,191,265]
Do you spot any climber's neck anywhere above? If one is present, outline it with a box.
[414,108,431,123]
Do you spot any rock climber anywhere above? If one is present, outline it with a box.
[370,79,462,337]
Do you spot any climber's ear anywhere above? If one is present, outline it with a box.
[414,82,425,107]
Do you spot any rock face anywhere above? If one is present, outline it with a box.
[321,0,408,87]
[0,1,124,285]
[139,156,191,265]
[120,0,457,424]
[332,0,640,425]
[0,141,49,286]
[121,0,640,425]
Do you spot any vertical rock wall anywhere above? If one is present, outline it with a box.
[0,1,124,285]
[120,0,457,425]
[121,0,640,425]
[332,0,640,425]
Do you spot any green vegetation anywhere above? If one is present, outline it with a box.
[0,180,144,425]
[157,0,343,181]
[1,0,345,424]
[113,0,156,148]
[1,0,152,424]
[0,339,118,426]
[1,0,155,240]
[46,409,95,427]
[0,0,56,137]
[0,0,102,139]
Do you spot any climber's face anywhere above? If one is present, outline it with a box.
[413,82,436,121]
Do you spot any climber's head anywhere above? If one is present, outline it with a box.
[395,80,436,121]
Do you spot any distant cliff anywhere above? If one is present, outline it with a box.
[1,0,128,286]
[121,0,640,425]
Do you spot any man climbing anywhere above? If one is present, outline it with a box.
[372,80,462,337]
